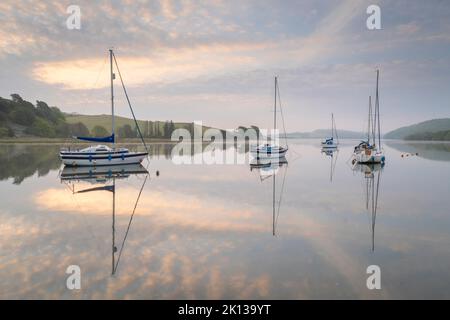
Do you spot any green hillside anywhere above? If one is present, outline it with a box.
[65,114,144,131]
[0,94,219,140]
[384,118,450,139]
[0,94,68,138]
[66,113,203,133]
[65,113,219,139]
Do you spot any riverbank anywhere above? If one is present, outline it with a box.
[0,137,179,144]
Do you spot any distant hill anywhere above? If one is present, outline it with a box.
[404,130,450,141]
[384,118,450,140]
[286,129,365,139]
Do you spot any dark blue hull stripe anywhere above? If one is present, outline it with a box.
[61,152,148,160]
[60,150,129,156]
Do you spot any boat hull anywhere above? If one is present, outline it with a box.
[250,144,288,159]
[60,152,148,166]
[251,149,288,159]
[321,143,338,149]
[352,151,385,164]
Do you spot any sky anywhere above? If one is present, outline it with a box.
[0,0,449,132]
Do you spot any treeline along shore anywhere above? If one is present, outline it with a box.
[0,94,218,141]
[2,93,449,142]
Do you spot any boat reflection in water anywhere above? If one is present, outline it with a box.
[321,148,339,182]
[250,157,288,236]
[60,164,149,275]
[352,162,384,252]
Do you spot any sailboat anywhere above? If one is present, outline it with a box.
[352,70,385,164]
[60,49,148,166]
[321,113,339,149]
[251,76,288,159]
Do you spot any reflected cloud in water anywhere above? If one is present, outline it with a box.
[1,141,450,298]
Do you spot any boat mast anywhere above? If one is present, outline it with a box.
[332,113,339,145]
[110,49,115,148]
[112,177,116,275]
[375,69,381,149]
[335,114,339,144]
[368,96,372,144]
[273,173,276,236]
[371,96,376,146]
[331,113,334,139]
[274,76,277,142]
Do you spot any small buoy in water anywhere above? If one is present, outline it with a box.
[156,170,160,177]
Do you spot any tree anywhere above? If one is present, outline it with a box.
[0,97,14,114]
[250,125,260,136]
[0,110,7,123]
[155,121,160,137]
[0,126,14,138]
[11,94,35,112]
[10,94,23,103]
[26,118,55,137]
[50,106,65,122]
[148,121,154,138]
[55,122,70,137]
[163,121,169,138]
[68,122,90,136]
[170,121,175,138]
[117,124,134,138]
[91,125,109,137]
[10,108,35,126]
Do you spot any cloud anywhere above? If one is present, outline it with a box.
[19,0,368,90]
[31,42,266,89]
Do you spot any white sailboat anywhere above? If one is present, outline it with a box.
[251,76,288,159]
[352,70,386,164]
[321,113,339,149]
[60,49,148,166]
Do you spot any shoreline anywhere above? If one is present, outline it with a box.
[1,137,450,144]
[0,138,179,144]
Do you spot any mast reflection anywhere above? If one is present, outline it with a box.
[321,148,339,182]
[250,157,288,236]
[60,164,149,275]
[352,162,384,252]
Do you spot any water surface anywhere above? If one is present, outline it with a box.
[1,140,450,299]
